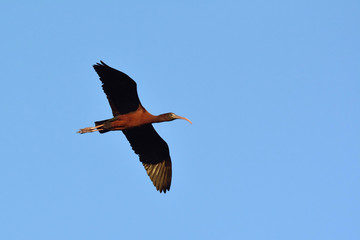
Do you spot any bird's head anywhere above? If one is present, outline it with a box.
[164,112,192,124]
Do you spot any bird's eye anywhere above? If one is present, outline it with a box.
[170,113,176,118]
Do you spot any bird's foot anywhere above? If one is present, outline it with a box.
[77,124,104,134]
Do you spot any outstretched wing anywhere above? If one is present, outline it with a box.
[93,61,141,115]
[122,124,172,193]
[93,61,171,192]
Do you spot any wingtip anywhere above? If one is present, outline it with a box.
[143,160,172,194]
[99,60,110,67]
[93,60,108,68]
[159,186,170,194]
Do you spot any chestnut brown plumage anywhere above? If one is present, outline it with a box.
[78,61,191,193]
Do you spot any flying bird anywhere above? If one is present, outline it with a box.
[78,61,191,193]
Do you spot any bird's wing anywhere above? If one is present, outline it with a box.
[93,61,141,115]
[122,124,172,193]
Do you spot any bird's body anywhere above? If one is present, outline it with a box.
[78,61,191,193]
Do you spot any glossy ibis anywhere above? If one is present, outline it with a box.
[78,61,191,193]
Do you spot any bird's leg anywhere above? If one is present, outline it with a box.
[77,124,104,134]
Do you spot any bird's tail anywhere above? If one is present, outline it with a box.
[94,120,110,134]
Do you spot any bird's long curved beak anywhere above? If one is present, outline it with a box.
[175,115,192,124]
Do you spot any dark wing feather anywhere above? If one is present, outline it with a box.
[122,124,172,193]
[93,61,141,115]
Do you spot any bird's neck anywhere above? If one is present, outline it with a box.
[139,108,169,124]
[152,113,170,123]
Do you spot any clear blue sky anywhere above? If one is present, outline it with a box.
[1,1,359,239]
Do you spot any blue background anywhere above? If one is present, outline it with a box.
[1,1,359,239]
